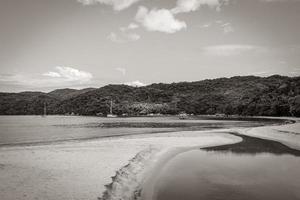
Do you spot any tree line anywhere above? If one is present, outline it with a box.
[0,75,299,117]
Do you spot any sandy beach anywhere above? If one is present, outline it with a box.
[240,120,300,150]
[0,131,241,200]
[0,118,299,200]
[1,0,299,199]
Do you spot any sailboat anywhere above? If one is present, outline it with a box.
[42,102,47,117]
[107,100,117,118]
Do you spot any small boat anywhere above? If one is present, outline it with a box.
[42,102,47,117]
[107,114,117,118]
[179,112,188,119]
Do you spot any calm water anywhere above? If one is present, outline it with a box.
[0,115,272,146]
[150,135,300,200]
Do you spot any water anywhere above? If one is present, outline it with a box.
[149,134,300,200]
[1,115,298,200]
[0,116,175,146]
[0,115,273,146]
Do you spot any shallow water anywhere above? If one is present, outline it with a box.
[0,115,276,146]
[150,135,300,200]
[0,116,176,145]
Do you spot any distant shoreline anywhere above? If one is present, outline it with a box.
[0,115,292,148]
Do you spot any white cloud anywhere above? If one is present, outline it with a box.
[107,32,121,43]
[0,67,93,89]
[124,80,146,87]
[120,23,139,32]
[201,20,234,33]
[127,33,141,41]
[171,0,224,14]
[127,23,139,30]
[289,71,300,76]
[107,32,140,43]
[134,1,226,34]
[221,22,234,34]
[251,71,269,75]
[135,6,187,34]
[43,71,61,78]
[199,23,212,28]
[251,68,300,77]
[43,66,93,83]
[289,67,300,76]
[115,67,126,75]
[77,0,142,11]
[107,32,122,43]
[197,20,234,33]
[79,0,228,35]
[111,23,140,43]
[202,45,260,56]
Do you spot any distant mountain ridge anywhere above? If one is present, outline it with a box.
[48,88,96,100]
[0,75,299,116]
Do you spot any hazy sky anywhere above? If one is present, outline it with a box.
[0,0,300,92]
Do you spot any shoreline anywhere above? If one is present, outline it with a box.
[96,118,300,200]
[99,132,242,200]
[0,116,291,148]
[137,120,300,200]
[0,117,299,200]
[239,118,300,151]
[0,130,242,200]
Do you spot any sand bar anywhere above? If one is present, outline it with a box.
[0,130,241,200]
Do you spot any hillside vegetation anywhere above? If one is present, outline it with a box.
[0,75,299,117]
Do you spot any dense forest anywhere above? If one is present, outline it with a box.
[0,75,299,117]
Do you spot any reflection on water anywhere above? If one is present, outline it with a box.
[204,132,300,156]
[151,135,300,200]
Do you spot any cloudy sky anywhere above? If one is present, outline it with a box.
[0,0,300,92]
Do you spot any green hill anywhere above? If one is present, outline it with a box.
[48,88,96,100]
[0,75,299,117]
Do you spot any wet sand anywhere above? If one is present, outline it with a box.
[141,124,300,200]
[0,131,240,200]
[0,117,299,200]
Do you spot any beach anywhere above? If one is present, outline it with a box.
[0,117,299,200]
[1,1,299,199]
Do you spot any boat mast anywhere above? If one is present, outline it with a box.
[110,100,113,115]
[43,102,47,116]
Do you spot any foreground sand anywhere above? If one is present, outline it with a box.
[0,131,241,200]
[0,119,299,200]
[240,119,300,150]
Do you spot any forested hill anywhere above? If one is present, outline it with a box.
[0,75,299,117]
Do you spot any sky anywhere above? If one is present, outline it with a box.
[0,0,300,92]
